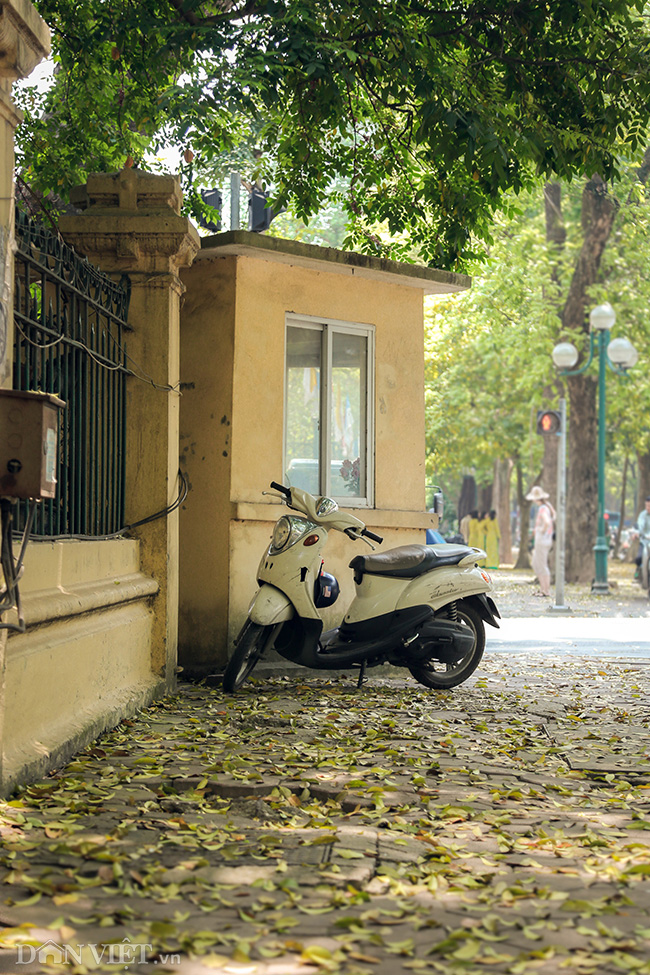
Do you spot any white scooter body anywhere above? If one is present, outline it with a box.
[223,483,501,692]
[250,485,492,625]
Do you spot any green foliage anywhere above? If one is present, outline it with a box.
[425,191,561,486]
[16,0,650,268]
[597,169,650,459]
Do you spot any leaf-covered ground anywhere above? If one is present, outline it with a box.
[491,562,650,620]
[1,641,650,974]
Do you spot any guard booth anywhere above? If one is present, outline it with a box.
[178,231,470,677]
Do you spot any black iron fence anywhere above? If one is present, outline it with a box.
[13,209,131,536]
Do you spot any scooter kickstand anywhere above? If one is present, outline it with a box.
[356,659,367,690]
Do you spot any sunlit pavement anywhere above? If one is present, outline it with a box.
[489,617,650,660]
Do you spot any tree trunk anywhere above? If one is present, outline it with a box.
[565,373,599,583]
[562,175,620,584]
[544,182,567,251]
[479,484,492,514]
[493,458,513,565]
[637,450,650,511]
[513,462,542,570]
[457,474,477,522]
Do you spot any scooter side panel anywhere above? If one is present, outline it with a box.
[395,564,492,612]
[249,584,295,625]
[344,574,410,624]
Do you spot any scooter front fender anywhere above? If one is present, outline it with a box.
[248,584,295,626]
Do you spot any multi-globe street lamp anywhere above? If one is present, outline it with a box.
[552,303,638,595]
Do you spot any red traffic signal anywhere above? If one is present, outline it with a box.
[536,409,562,435]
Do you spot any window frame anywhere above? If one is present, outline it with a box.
[284,313,375,508]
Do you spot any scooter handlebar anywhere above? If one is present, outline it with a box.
[270,481,291,498]
[362,528,384,544]
[268,484,383,542]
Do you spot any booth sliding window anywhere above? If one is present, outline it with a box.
[284,315,374,507]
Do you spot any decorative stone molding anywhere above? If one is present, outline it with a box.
[0,0,50,82]
[61,169,200,277]
[0,0,49,387]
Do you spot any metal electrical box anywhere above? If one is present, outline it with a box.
[0,389,66,499]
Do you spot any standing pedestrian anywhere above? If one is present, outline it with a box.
[484,510,501,569]
[526,486,556,597]
[467,510,482,548]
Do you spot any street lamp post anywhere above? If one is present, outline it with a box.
[552,303,637,595]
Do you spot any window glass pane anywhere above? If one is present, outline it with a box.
[285,326,321,492]
[330,331,367,498]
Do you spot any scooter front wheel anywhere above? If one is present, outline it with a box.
[223,620,273,693]
[408,600,485,690]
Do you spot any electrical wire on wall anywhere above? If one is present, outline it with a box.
[2,470,189,632]
[0,499,36,632]
[15,469,190,543]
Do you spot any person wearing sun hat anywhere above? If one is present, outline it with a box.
[526,485,556,597]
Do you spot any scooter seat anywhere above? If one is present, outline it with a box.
[349,543,475,583]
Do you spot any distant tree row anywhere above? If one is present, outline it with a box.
[426,158,650,580]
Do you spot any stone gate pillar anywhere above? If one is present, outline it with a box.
[60,169,200,687]
[0,0,49,387]
[0,0,49,794]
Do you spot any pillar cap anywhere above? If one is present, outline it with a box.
[60,170,200,275]
[0,0,50,81]
[69,167,183,216]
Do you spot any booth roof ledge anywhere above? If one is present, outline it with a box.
[193,230,471,295]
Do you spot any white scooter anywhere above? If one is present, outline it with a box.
[222,482,500,693]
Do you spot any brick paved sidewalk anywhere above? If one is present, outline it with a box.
[1,651,649,975]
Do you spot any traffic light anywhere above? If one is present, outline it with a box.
[536,409,562,435]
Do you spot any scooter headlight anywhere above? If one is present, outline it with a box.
[271,516,292,552]
[270,515,317,554]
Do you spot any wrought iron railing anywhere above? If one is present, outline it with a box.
[13,209,131,536]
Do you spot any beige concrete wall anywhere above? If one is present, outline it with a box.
[229,257,426,510]
[179,257,237,670]
[226,256,429,645]
[179,241,459,673]
[3,539,160,794]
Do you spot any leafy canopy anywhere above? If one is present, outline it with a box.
[425,159,650,490]
[18,0,650,267]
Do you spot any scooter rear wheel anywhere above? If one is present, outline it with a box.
[408,600,485,689]
[223,620,273,692]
